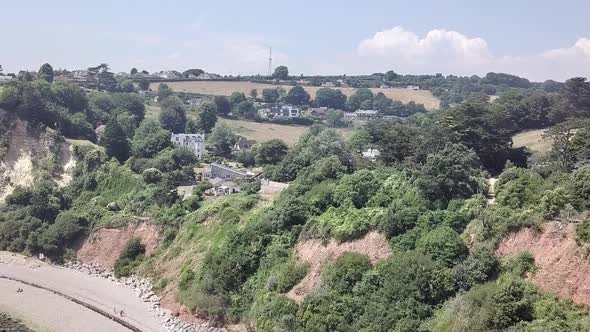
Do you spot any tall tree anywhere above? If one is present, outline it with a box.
[138,79,150,91]
[249,89,258,99]
[87,64,117,91]
[285,85,310,105]
[272,66,289,80]
[130,68,138,75]
[214,96,231,116]
[346,88,374,110]
[314,88,347,109]
[262,89,280,103]
[197,101,218,133]
[38,63,54,83]
[157,83,173,100]
[102,119,130,162]
[229,92,246,107]
[207,123,237,157]
[159,96,187,133]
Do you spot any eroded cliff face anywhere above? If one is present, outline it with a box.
[497,221,590,307]
[0,113,75,202]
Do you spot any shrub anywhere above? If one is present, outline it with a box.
[114,237,146,277]
[322,252,371,294]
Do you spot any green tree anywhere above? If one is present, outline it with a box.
[138,79,150,91]
[130,68,138,75]
[272,65,289,80]
[235,100,257,119]
[322,252,371,294]
[87,63,117,91]
[285,85,311,106]
[333,170,381,208]
[157,83,173,100]
[131,119,171,158]
[207,122,237,157]
[417,225,468,266]
[326,110,346,128]
[314,88,347,109]
[262,88,280,103]
[196,101,218,133]
[229,92,246,107]
[213,96,231,116]
[348,129,371,153]
[254,139,288,165]
[417,143,483,203]
[249,88,258,99]
[346,88,374,111]
[159,96,187,133]
[37,63,54,83]
[101,119,131,162]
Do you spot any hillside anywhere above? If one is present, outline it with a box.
[0,114,75,202]
[497,220,590,307]
[512,128,551,154]
[150,81,441,110]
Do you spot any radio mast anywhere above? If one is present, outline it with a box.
[268,47,273,77]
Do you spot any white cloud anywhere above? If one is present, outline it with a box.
[356,26,590,81]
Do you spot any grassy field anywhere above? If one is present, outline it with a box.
[146,103,353,145]
[150,81,441,110]
[512,129,552,154]
[221,118,354,145]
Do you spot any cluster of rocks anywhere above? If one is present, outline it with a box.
[64,261,226,332]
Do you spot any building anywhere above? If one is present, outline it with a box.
[354,110,378,121]
[157,71,181,79]
[379,84,389,89]
[343,112,358,121]
[207,177,241,196]
[406,85,420,90]
[308,107,329,118]
[321,82,336,88]
[171,133,206,159]
[197,73,221,80]
[95,125,106,143]
[205,163,255,181]
[0,75,14,82]
[282,105,300,118]
[233,136,258,151]
[362,148,381,162]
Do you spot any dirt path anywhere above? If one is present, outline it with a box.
[0,252,167,332]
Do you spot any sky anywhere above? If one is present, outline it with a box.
[1,0,590,81]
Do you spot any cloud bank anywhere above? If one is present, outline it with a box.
[356,26,590,81]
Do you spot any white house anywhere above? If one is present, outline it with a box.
[362,148,381,162]
[282,105,301,118]
[171,133,206,159]
[406,85,420,90]
[354,110,379,121]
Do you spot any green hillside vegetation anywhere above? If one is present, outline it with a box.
[2,65,590,330]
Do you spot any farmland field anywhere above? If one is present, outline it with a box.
[150,81,441,110]
[221,119,354,145]
[512,128,551,153]
[144,104,353,145]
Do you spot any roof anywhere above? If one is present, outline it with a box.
[208,177,225,186]
[219,181,239,189]
[355,110,378,115]
[95,125,106,134]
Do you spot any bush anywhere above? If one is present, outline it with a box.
[322,252,371,294]
[502,252,536,277]
[114,237,146,277]
[416,225,468,266]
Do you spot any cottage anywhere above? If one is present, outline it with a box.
[354,110,378,121]
[343,112,358,121]
[197,73,221,80]
[362,148,381,162]
[207,177,241,196]
[171,133,206,159]
[0,75,14,82]
[379,84,389,89]
[321,82,336,88]
[205,163,255,181]
[233,136,258,151]
[308,107,329,118]
[406,85,420,90]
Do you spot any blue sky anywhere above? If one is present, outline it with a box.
[2,0,590,81]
